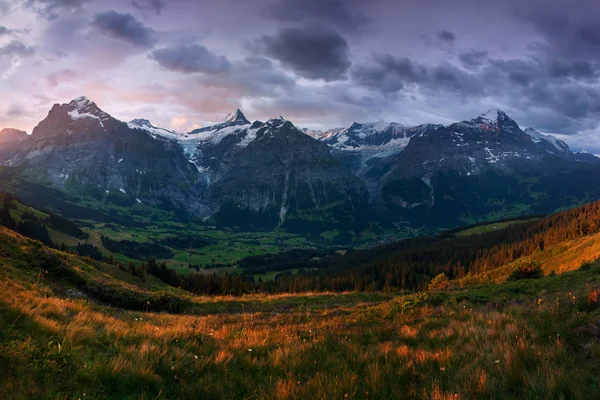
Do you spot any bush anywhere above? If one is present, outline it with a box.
[587,289,600,309]
[507,258,543,281]
[428,273,450,291]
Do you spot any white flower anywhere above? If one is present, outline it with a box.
[248,349,253,352]
[194,355,199,359]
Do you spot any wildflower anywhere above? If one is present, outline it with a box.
[248,348,253,352]
[495,360,500,363]
[171,367,175,370]
[440,367,445,371]
[194,355,199,360]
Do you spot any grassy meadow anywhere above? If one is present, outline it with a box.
[2,225,600,399]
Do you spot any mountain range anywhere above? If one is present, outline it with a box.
[0,96,599,235]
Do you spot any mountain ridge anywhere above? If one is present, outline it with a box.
[0,98,598,234]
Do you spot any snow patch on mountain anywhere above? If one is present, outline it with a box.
[68,109,105,127]
[523,127,570,153]
[479,108,505,122]
[128,119,183,140]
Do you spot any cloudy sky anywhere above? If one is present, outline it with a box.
[1,0,599,151]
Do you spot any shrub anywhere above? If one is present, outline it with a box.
[587,289,600,309]
[428,273,450,291]
[507,258,543,281]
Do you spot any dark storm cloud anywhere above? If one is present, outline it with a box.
[437,30,455,43]
[92,10,157,48]
[191,55,296,99]
[0,40,36,57]
[546,59,597,81]
[150,44,231,74]
[132,0,165,15]
[486,59,539,87]
[524,83,600,121]
[459,51,488,68]
[255,26,351,81]
[23,0,90,20]
[267,0,371,33]
[524,8,600,60]
[352,55,424,92]
[352,54,482,96]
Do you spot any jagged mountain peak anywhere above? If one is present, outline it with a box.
[478,108,508,122]
[255,118,300,141]
[129,118,153,128]
[224,109,250,125]
[62,96,112,123]
[31,96,114,136]
[127,119,182,141]
[523,127,571,153]
[69,96,93,108]
[66,96,109,116]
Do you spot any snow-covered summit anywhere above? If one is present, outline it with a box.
[523,127,570,153]
[224,109,250,125]
[189,110,252,137]
[322,121,410,150]
[65,96,111,128]
[477,108,507,122]
[128,119,182,140]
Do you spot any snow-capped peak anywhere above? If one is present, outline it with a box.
[224,109,250,125]
[64,96,111,128]
[523,127,570,153]
[128,119,182,140]
[478,108,507,122]
[69,96,93,110]
[129,118,153,128]
[266,117,288,126]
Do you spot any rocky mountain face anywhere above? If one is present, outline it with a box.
[206,118,370,232]
[1,97,209,216]
[358,110,594,227]
[0,98,597,234]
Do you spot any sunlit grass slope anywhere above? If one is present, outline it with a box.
[2,226,600,399]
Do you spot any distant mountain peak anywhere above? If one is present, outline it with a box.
[64,96,111,124]
[264,117,291,129]
[127,119,182,140]
[478,108,508,122]
[129,118,153,128]
[224,109,250,125]
[523,127,571,153]
[69,96,93,108]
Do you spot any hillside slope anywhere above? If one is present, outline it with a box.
[2,223,600,398]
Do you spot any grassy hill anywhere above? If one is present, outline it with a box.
[2,215,600,398]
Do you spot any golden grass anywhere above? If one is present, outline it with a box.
[2,265,599,399]
[1,225,600,398]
